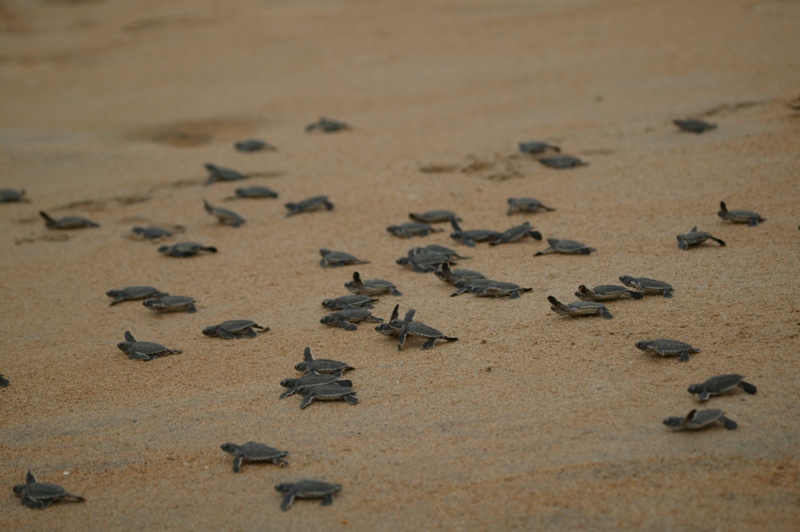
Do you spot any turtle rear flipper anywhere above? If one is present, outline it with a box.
[739,381,757,394]
[721,416,738,430]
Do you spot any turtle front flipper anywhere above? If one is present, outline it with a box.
[124,331,136,342]
[321,493,335,506]
[244,328,258,338]
[739,381,757,395]
[698,390,711,401]
[534,247,553,256]
[398,329,408,350]
[662,289,674,298]
[365,315,383,323]
[279,388,296,399]
[721,416,738,430]
[678,240,689,250]
[344,394,359,405]
[529,230,543,241]
[678,351,691,362]
[187,303,197,313]
[710,236,726,246]
[390,287,403,296]
[280,492,297,511]
[129,351,154,361]
[299,395,315,410]
[628,291,644,300]
[218,329,236,339]
[599,308,613,319]
[421,338,436,350]
[272,457,289,467]
[21,495,50,509]
[303,347,314,362]
[403,309,416,322]
[337,320,358,331]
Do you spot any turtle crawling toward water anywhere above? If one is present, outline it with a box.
[132,226,174,240]
[321,294,378,310]
[449,217,501,247]
[386,222,443,238]
[489,221,542,245]
[234,139,277,152]
[376,304,458,350]
[279,371,352,399]
[204,163,248,184]
[619,275,673,298]
[663,409,737,431]
[39,211,99,229]
[1,188,29,203]
[305,117,349,133]
[226,186,279,200]
[507,197,555,214]
[636,338,699,362]
[673,118,717,133]
[408,210,460,224]
[285,195,334,216]
[345,271,402,296]
[319,249,369,268]
[220,442,288,472]
[13,471,85,509]
[548,296,613,319]
[203,200,245,227]
[143,295,197,314]
[117,331,181,361]
[202,320,268,339]
[298,384,358,409]
[677,227,725,250]
[434,262,485,285]
[158,241,217,257]
[688,374,757,401]
[107,286,168,306]
[294,347,353,374]
[518,141,560,155]
[275,479,342,511]
[320,307,383,331]
[718,201,765,226]
[538,155,587,168]
[535,238,595,256]
[575,285,642,301]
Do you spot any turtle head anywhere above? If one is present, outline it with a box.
[396,257,410,266]
[453,279,467,289]
[687,384,702,395]
[634,341,649,351]
[294,362,308,372]
[106,289,122,298]
[296,386,312,396]
[619,275,633,285]
[375,323,394,335]
[220,443,239,454]
[319,315,336,325]
[280,378,298,388]
[274,483,292,494]
[662,416,684,429]
[321,299,336,309]
[201,326,218,336]
[547,238,560,246]
[117,341,131,352]
[157,245,170,254]
[142,299,157,309]
[319,249,331,256]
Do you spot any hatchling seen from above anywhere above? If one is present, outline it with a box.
[279,371,352,399]
[0,188,28,203]
[285,195,334,216]
[202,320,268,339]
[408,210,461,224]
[220,442,288,472]
[507,197,555,214]
[345,271,402,296]
[320,307,383,331]
[535,238,595,256]
[158,241,217,257]
[636,338,699,362]
[13,471,85,509]
[575,285,643,301]
[538,155,587,168]
[663,409,737,431]
[322,294,378,310]
[39,211,99,229]
[117,331,182,361]
[319,249,369,268]
[305,117,349,132]
[226,186,279,200]
[132,226,174,240]
[143,295,197,314]
[518,141,560,155]
[203,200,245,227]
[275,480,342,511]
[688,374,757,401]
[386,222,443,238]
[297,384,358,409]
[677,227,725,250]
[718,201,765,226]
[619,275,674,298]
[204,163,248,184]
[107,286,168,306]
[489,221,542,245]
[449,216,502,247]
[673,118,717,133]
[294,347,353,374]
[548,296,613,319]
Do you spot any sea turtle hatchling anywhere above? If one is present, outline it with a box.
[226,186,279,200]
[688,374,757,401]
[275,480,342,511]
[635,338,700,362]
[39,211,99,229]
[143,295,197,314]
[234,139,277,152]
[132,226,174,240]
[220,442,288,472]
[489,221,542,245]
[204,163,248,184]
[285,195,334,216]
[619,275,674,298]
[345,271,402,296]
[13,471,85,509]
[297,384,358,409]
[417,244,471,260]
[0,189,29,203]
[673,118,717,133]
[117,331,182,361]
[294,347,353,374]
[518,141,561,155]
[322,294,378,310]
[203,200,245,227]
[319,249,369,268]
[434,262,485,284]
[717,201,765,226]
[535,238,595,256]
[663,409,737,431]
[408,210,461,224]
[677,226,725,250]
[574,285,643,301]
[538,155,587,168]
[378,305,458,350]
[450,278,495,296]
[386,222,443,238]
[548,296,613,319]
[202,320,268,339]
[449,217,502,247]
[158,241,217,257]
[507,197,555,214]
[107,286,168,306]
[396,249,454,273]
[305,117,349,132]
[279,371,353,399]
[469,280,533,299]
[320,307,383,331]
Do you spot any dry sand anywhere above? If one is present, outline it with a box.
[1,0,800,529]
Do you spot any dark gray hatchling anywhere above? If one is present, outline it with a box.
[450,278,495,297]
[305,117,349,132]
[117,331,182,361]
[226,186,278,200]
[677,226,725,250]
[663,409,737,431]
[285,195,334,216]
[158,241,217,257]
[548,296,613,319]
[382,305,458,350]
[322,294,378,310]
[279,371,352,399]
[470,280,533,299]
[0,188,29,203]
[418,244,471,260]
[13,471,85,509]
[320,307,383,331]
[203,200,245,227]
[636,338,699,362]
[718,201,765,226]
[434,262,485,285]
[204,163,248,184]
[294,347,353,374]
[319,249,369,268]
[132,226,173,240]
[449,217,502,247]
[275,480,342,511]
[575,285,643,301]
[107,286,168,306]
[345,271,402,296]
[409,210,461,224]
[220,442,288,472]
[538,155,587,168]
[396,249,454,273]
[518,141,561,155]
[39,211,99,229]
[673,118,717,133]
[386,222,443,238]
[298,384,358,409]
[234,139,277,152]
[202,320,268,339]
[619,275,674,298]
[489,221,542,245]
[535,238,595,256]
[507,197,555,214]
[143,295,197,314]
[688,374,757,401]
[0,374,9,387]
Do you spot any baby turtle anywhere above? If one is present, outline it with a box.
[677,226,725,250]
[408,210,461,224]
[203,199,245,227]
[386,222,443,238]
[489,221,542,245]
[320,307,383,331]
[718,201,765,226]
[538,155,587,168]
[143,295,197,314]
[449,217,501,247]
[345,271,402,296]
[298,384,358,409]
[688,374,757,401]
[470,280,533,299]
[548,296,613,319]
[0,188,29,203]
[220,442,288,472]
[384,305,458,350]
[322,294,378,310]
[294,347,353,374]
[204,163,248,184]
[450,278,494,297]
[418,244,471,260]
[158,241,217,257]
[434,262,485,284]
[279,371,352,399]
[117,331,182,361]
[285,195,334,216]
[663,409,737,431]
[13,471,85,509]
[226,186,279,200]
[518,141,561,155]
[619,275,674,298]
[535,238,595,256]
[0,374,9,387]
[107,286,168,306]
[39,211,99,229]
[507,197,555,214]
[234,139,277,152]
[132,226,174,240]
[202,320,268,339]
[574,285,643,301]
[396,249,454,273]
[305,117,349,132]
[673,118,717,133]
[319,249,369,268]
[635,338,700,362]
[275,480,342,511]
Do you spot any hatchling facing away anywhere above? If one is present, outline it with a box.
[673,118,717,133]
[279,371,352,399]
[234,139,277,152]
[548,296,613,319]
[319,249,369,268]
[297,384,358,409]
[305,117,349,132]
[507,197,555,214]
[107,286,168,306]
[143,295,197,314]
[13,471,85,509]
[1,188,29,203]
[39,211,99,229]
[688,374,757,401]
[535,238,595,256]
[575,285,643,301]
[345,271,402,296]
[518,141,560,155]
[434,262,485,285]
[718,201,765,226]
[203,200,245,227]
[226,186,278,200]
[294,347,353,374]
[275,479,342,511]
[449,217,502,247]
[220,442,288,472]
[408,210,461,224]
[132,226,174,240]
[538,155,587,168]
[158,241,217,257]
[619,275,674,298]
[489,221,542,245]
[320,307,383,331]
[677,227,725,250]
[204,163,248,184]
[322,294,378,310]
[285,195,334,216]
[117,331,182,361]
[636,338,699,362]
[202,320,268,339]
[663,409,737,431]
[386,222,443,238]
